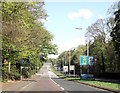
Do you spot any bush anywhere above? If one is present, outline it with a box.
[13,73,21,80]
[2,71,9,81]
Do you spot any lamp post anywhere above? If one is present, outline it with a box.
[86,40,89,56]
[75,27,90,56]
[75,27,88,78]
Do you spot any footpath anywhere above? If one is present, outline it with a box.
[1,72,40,91]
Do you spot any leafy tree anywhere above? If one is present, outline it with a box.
[86,19,107,73]
[110,2,120,71]
[1,2,56,81]
[111,4,120,58]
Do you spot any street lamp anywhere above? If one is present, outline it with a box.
[75,27,83,30]
[86,40,89,56]
[75,27,90,56]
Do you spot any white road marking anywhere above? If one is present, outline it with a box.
[50,78,65,91]
[18,82,34,91]
[60,87,65,90]
[48,67,65,91]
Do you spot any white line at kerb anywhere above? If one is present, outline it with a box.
[50,78,65,91]
[50,78,58,85]
[60,87,65,90]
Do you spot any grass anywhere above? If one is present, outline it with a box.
[76,79,120,90]
[51,66,120,91]
[51,67,66,78]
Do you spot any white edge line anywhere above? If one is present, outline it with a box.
[60,87,65,90]
[50,78,65,91]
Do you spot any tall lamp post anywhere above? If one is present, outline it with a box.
[75,27,89,56]
[86,40,89,56]
[75,27,88,78]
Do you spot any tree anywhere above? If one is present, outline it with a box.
[86,19,107,73]
[111,4,120,58]
[1,2,56,81]
[110,2,120,71]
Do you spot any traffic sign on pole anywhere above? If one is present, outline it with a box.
[80,56,89,65]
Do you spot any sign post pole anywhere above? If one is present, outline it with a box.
[80,55,95,79]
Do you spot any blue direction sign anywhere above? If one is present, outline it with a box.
[80,56,89,65]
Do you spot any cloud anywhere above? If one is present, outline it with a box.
[68,9,93,20]
[58,37,85,53]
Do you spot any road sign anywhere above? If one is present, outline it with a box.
[63,66,68,72]
[89,56,94,65]
[70,65,75,70]
[80,56,89,65]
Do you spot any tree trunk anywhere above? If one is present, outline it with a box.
[101,52,105,73]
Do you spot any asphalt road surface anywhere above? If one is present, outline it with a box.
[2,63,112,93]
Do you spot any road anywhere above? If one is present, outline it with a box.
[2,63,112,93]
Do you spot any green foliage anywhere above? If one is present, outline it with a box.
[1,2,57,81]
[111,8,120,57]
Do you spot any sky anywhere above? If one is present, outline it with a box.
[43,1,115,58]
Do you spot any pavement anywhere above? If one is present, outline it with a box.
[2,63,64,92]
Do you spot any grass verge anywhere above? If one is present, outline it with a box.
[51,67,66,78]
[76,79,120,90]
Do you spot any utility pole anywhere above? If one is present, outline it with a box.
[86,40,89,56]
[69,51,71,76]
[75,27,89,56]
[8,62,11,73]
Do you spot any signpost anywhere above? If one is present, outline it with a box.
[79,55,94,79]
[20,66,24,80]
[70,65,75,76]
